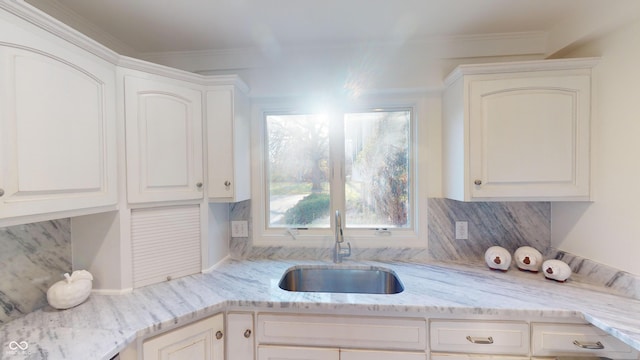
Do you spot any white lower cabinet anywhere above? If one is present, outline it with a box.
[142,314,224,360]
[227,313,255,360]
[256,314,427,360]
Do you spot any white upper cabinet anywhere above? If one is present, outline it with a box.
[205,83,250,202]
[442,58,598,201]
[0,15,117,223]
[124,72,204,204]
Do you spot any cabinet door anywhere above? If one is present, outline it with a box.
[131,204,201,288]
[0,44,117,221]
[258,346,338,360]
[206,87,250,202]
[468,74,590,199]
[125,75,203,203]
[341,349,426,360]
[227,312,255,360]
[143,314,224,360]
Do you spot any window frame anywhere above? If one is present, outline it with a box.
[250,94,427,249]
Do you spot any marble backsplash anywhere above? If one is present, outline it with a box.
[0,219,71,325]
[547,250,640,299]
[230,198,552,262]
[427,198,551,261]
[230,198,640,299]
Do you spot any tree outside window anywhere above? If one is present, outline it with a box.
[265,109,411,230]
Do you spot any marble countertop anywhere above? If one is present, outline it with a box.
[2,258,640,360]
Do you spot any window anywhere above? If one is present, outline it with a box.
[253,97,424,247]
[266,110,411,230]
[266,113,331,228]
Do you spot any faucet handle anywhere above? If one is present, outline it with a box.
[341,242,352,257]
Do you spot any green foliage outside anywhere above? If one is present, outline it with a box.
[372,149,408,225]
[284,192,330,226]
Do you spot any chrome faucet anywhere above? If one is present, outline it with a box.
[333,210,351,263]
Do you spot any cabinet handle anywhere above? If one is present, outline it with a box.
[466,336,494,344]
[0,188,4,197]
[224,181,231,187]
[196,182,203,188]
[215,331,223,340]
[573,340,604,350]
[474,179,482,185]
[244,329,252,338]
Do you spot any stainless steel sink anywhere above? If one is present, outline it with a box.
[278,266,404,294]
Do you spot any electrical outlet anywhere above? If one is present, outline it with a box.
[455,221,468,240]
[231,221,249,237]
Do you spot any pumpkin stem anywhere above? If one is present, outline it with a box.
[63,273,72,284]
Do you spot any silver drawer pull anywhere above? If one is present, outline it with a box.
[573,340,604,350]
[466,336,494,344]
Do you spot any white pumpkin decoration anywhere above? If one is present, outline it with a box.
[514,246,543,272]
[47,270,93,310]
[484,246,511,271]
[542,259,572,282]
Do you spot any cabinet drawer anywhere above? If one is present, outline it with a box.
[431,354,528,360]
[342,349,426,360]
[430,320,529,355]
[532,323,639,359]
[258,345,338,360]
[257,314,427,351]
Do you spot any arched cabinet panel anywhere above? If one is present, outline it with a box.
[0,44,117,221]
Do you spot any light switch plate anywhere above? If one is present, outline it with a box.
[231,221,249,237]
[455,221,468,240]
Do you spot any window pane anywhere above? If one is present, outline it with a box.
[266,114,330,228]
[344,110,411,228]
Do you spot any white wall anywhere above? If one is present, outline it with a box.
[207,203,230,268]
[552,19,640,276]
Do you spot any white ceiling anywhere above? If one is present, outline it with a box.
[24,0,640,56]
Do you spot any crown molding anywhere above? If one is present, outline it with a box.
[0,0,120,64]
[20,0,138,56]
[138,31,549,74]
[443,57,601,87]
[118,55,249,92]
[3,1,551,80]
[0,1,250,91]
[140,47,266,73]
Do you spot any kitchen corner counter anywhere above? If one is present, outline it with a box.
[2,258,640,359]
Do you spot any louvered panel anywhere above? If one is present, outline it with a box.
[131,205,201,288]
